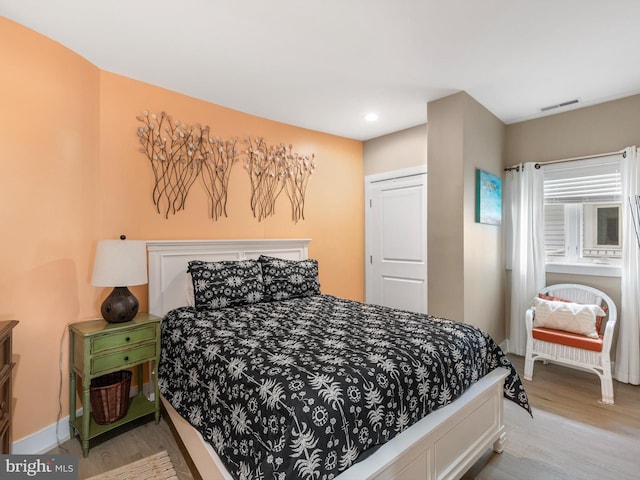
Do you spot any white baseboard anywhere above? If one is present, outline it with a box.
[13,384,153,454]
[12,411,78,454]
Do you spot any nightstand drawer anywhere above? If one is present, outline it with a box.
[91,343,156,375]
[91,324,157,354]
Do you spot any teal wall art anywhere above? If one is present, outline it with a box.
[476,169,502,225]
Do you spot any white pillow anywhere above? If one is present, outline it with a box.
[531,297,605,339]
[186,272,195,307]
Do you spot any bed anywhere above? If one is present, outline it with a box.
[147,239,530,480]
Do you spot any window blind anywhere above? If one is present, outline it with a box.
[544,204,565,255]
[543,155,621,204]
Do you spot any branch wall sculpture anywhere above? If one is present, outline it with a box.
[277,143,316,223]
[244,137,286,221]
[244,138,316,223]
[198,135,239,221]
[136,111,202,218]
[137,111,315,223]
[137,111,240,220]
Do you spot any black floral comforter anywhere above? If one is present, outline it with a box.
[159,294,530,480]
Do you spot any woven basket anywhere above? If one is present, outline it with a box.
[90,370,132,425]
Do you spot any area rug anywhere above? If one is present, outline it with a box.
[86,450,178,480]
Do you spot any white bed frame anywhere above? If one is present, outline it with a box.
[147,239,508,480]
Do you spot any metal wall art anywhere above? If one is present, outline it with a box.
[244,138,316,223]
[280,144,316,223]
[199,135,239,221]
[136,111,239,220]
[137,111,315,223]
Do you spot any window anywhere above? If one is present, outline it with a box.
[595,205,620,246]
[543,155,622,270]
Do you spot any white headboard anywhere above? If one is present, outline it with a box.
[146,239,311,317]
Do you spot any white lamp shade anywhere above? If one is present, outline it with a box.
[91,240,148,287]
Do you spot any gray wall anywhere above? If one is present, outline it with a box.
[427,92,506,341]
[363,124,427,176]
[427,93,465,322]
[463,95,507,340]
[505,94,640,166]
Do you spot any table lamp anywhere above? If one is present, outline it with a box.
[91,236,148,323]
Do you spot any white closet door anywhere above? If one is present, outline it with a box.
[366,168,427,313]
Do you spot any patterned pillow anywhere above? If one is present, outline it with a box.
[531,296,605,338]
[538,293,608,333]
[258,255,320,302]
[187,260,264,310]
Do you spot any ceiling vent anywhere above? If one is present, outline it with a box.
[541,99,580,112]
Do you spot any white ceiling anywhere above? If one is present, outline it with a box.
[3,0,640,140]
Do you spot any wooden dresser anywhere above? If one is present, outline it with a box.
[0,320,18,454]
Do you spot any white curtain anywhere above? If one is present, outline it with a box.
[616,145,640,384]
[505,163,545,355]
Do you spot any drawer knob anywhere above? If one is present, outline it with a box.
[125,337,131,342]
[124,356,129,361]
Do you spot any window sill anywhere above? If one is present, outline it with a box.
[546,262,621,277]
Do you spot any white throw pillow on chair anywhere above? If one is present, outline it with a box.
[531,297,605,338]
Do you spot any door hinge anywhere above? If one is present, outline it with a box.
[369,199,372,208]
[370,255,373,264]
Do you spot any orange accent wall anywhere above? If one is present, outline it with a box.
[0,18,363,444]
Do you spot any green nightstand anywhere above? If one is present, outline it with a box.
[68,313,161,457]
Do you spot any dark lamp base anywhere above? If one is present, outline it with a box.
[101,286,139,323]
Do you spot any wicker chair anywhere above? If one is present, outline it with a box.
[524,283,617,404]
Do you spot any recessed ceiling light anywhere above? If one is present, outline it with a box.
[364,113,379,122]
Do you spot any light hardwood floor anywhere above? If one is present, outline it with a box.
[47,415,195,479]
[49,355,640,479]
[463,355,640,480]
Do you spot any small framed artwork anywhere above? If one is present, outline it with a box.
[476,169,502,225]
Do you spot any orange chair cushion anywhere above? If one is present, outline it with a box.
[532,327,604,352]
[538,293,607,333]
